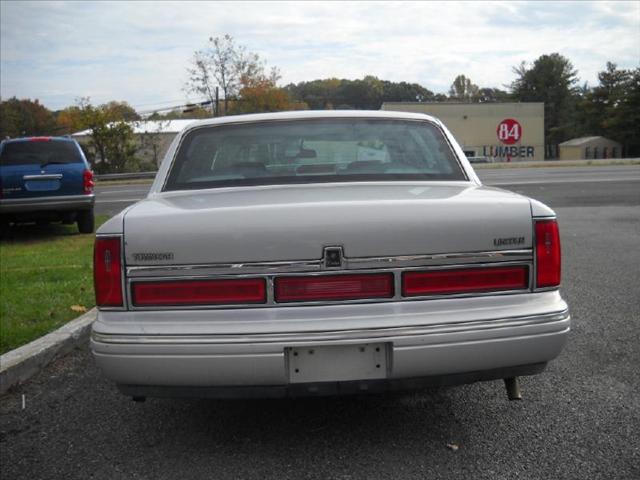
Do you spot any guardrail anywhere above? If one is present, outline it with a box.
[95,171,157,181]
[473,157,640,169]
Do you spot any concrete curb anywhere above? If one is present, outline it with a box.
[0,308,97,395]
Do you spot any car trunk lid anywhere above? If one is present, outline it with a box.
[123,182,533,266]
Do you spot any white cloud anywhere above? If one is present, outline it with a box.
[1,0,638,109]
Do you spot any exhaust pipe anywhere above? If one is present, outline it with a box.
[504,377,522,401]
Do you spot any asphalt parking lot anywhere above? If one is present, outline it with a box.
[1,166,639,479]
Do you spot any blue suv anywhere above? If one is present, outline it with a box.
[0,136,95,233]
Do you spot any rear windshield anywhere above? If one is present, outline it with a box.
[0,140,83,167]
[164,118,466,191]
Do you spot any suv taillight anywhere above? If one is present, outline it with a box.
[535,219,561,288]
[94,237,123,307]
[83,169,95,194]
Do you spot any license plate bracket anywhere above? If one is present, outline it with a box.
[286,343,389,384]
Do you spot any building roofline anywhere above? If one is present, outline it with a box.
[381,101,544,106]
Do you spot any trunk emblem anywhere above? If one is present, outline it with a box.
[493,237,525,247]
[323,246,344,269]
[132,252,174,262]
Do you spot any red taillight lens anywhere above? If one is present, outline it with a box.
[402,266,529,297]
[275,273,394,303]
[535,219,561,288]
[83,169,94,194]
[94,237,123,307]
[132,278,266,306]
[28,137,51,142]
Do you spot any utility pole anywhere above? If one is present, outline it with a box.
[214,86,219,117]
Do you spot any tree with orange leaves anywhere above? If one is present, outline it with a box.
[231,68,307,114]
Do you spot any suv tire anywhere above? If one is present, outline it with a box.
[77,209,95,234]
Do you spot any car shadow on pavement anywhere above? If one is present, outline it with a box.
[0,346,530,479]
[125,387,483,457]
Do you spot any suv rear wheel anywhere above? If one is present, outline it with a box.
[77,209,95,234]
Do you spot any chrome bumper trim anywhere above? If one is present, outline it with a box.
[92,309,569,345]
[126,249,533,277]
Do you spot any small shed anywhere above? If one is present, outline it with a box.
[559,136,622,160]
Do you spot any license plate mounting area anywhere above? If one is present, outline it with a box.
[286,343,389,384]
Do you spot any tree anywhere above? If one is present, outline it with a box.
[55,106,85,134]
[186,34,270,115]
[0,97,55,138]
[285,77,436,110]
[448,75,480,102]
[231,74,307,114]
[510,53,579,148]
[285,78,343,109]
[339,76,385,109]
[477,87,511,103]
[101,101,140,121]
[55,100,139,135]
[100,122,137,173]
[74,98,137,173]
[577,63,640,156]
[381,81,435,104]
[605,66,640,156]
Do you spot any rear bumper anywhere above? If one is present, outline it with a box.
[117,363,548,399]
[0,194,95,213]
[91,291,570,397]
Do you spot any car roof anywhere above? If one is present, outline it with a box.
[2,136,76,144]
[181,109,443,131]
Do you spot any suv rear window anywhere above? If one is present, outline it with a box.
[0,140,83,167]
[164,118,466,191]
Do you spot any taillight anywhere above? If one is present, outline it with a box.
[132,278,266,306]
[94,237,123,307]
[275,273,394,303]
[83,169,94,194]
[535,219,561,288]
[402,266,529,297]
[28,137,51,142]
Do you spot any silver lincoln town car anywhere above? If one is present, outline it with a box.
[91,110,570,401]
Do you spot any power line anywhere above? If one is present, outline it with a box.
[136,99,213,116]
[130,97,210,109]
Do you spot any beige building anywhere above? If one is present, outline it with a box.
[381,102,545,162]
[558,136,622,161]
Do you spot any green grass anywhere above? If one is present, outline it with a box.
[0,217,108,354]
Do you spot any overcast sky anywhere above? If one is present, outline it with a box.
[1,1,638,111]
